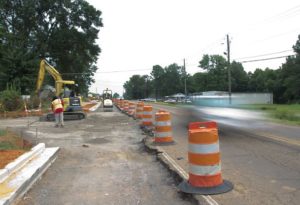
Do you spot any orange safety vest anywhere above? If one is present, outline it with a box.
[52,99,63,111]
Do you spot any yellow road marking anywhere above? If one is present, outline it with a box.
[257,132,300,147]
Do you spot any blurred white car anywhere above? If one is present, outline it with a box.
[164,99,177,103]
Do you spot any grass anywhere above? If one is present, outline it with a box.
[0,129,32,150]
[243,104,300,125]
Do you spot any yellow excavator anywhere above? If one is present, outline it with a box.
[36,59,85,120]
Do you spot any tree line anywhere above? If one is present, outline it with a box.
[123,35,300,104]
[0,0,102,95]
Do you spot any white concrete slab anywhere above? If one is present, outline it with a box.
[0,143,45,183]
[0,147,59,205]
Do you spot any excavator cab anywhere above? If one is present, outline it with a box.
[62,85,82,112]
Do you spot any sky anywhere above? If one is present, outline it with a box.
[86,0,300,96]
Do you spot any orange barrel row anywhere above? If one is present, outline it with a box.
[135,101,144,119]
[141,105,153,126]
[154,111,173,143]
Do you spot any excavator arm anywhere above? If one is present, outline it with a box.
[35,59,86,120]
[36,59,75,96]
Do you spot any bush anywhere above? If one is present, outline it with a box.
[0,83,23,111]
[26,94,41,110]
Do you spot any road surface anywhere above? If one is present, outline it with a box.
[150,103,300,205]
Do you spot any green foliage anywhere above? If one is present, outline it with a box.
[124,63,187,100]
[151,65,165,99]
[273,110,300,121]
[198,55,228,91]
[246,104,300,124]
[113,93,120,98]
[0,83,22,111]
[26,94,41,109]
[123,75,150,99]
[0,0,103,95]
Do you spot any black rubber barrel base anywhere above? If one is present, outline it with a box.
[178,179,233,195]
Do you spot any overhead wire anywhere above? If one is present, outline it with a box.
[240,55,296,63]
[234,49,294,60]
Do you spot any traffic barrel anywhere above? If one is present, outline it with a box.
[178,121,233,194]
[123,100,129,113]
[153,111,174,145]
[119,99,124,111]
[135,101,144,119]
[128,102,135,116]
[141,105,153,127]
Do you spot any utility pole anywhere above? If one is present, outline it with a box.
[226,34,232,104]
[183,59,187,102]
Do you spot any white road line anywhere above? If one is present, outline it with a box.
[159,148,219,205]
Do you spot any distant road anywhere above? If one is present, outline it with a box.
[150,103,300,205]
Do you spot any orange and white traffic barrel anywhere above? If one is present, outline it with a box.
[154,111,174,144]
[123,100,129,113]
[141,105,153,127]
[118,99,122,109]
[178,121,233,194]
[128,102,135,116]
[135,101,144,119]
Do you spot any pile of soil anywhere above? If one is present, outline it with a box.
[0,150,26,169]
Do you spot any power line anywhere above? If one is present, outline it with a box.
[60,68,152,75]
[240,55,296,63]
[234,49,294,60]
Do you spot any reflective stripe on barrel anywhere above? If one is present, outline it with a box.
[123,100,129,113]
[142,105,153,126]
[135,102,144,119]
[128,102,135,116]
[155,111,173,143]
[188,122,223,187]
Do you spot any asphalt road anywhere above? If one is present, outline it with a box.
[3,107,194,205]
[150,104,300,205]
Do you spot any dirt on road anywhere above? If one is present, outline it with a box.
[0,107,193,205]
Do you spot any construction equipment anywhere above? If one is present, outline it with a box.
[102,88,113,111]
[36,59,86,120]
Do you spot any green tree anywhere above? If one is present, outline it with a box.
[113,93,120,99]
[150,65,165,100]
[198,54,227,91]
[230,61,248,92]
[192,72,209,92]
[161,63,184,96]
[123,75,148,99]
[0,0,102,94]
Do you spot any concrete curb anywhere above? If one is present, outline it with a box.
[143,136,219,205]
[0,147,59,205]
[0,143,45,184]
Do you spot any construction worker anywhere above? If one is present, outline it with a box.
[51,96,64,127]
